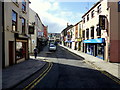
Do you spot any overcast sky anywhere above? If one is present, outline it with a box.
[29,0,99,33]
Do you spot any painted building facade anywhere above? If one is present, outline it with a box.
[82,0,120,62]
[3,0,30,67]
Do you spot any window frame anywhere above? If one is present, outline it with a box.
[87,14,89,21]
[91,27,94,38]
[22,17,26,34]
[91,10,94,18]
[22,0,26,12]
[97,4,102,14]
[86,29,89,39]
[12,10,17,31]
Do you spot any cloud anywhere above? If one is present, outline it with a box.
[29,0,84,33]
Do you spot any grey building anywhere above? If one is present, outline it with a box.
[3,0,30,67]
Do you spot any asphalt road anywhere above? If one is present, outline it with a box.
[32,46,120,88]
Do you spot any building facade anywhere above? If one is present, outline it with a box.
[82,0,120,62]
[29,8,37,54]
[3,0,30,67]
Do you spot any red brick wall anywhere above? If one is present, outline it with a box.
[110,40,120,62]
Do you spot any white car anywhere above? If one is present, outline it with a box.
[49,44,57,51]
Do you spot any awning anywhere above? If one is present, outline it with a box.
[65,40,72,43]
[83,38,105,43]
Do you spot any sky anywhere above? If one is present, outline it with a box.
[29,0,99,33]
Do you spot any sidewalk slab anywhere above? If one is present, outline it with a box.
[2,59,46,89]
[60,45,120,79]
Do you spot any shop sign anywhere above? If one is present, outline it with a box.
[83,38,105,43]
[29,26,34,34]
[77,38,81,42]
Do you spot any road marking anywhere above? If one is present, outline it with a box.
[84,60,120,85]
[23,62,53,90]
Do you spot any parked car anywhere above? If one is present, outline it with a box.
[49,44,57,51]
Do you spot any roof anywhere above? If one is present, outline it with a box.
[61,25,74,33]
[82,0,102,18]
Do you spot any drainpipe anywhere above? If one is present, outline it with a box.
[2,2,5,68]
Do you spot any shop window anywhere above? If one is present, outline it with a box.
[16,42,26,60]
[22,0,26,12]
[91,27,94,38]
[97,44,104,59]
[12,10,17,31]
[22,18,25,34]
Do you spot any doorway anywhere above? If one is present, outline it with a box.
[9,41,14,66]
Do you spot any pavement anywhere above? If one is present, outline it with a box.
[2,46,49,89]
[60,44,120,80]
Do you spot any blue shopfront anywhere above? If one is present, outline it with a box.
[83,38,105,60]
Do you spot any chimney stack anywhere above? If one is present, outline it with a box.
[67,23,69,27]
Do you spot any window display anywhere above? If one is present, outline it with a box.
[16,42,26,60]
[97,44,104,59]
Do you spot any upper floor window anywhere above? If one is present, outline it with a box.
[22,18,26,34]
[87,14,89,21]
[12,10,17,31]
[97,4,101,14]
[96,24,101,36]
[82,31,85,39]
[91,27,94,38]
[118,1,120,12]
[83,17,85,23]
[22,0,26,11]
[86,29,89,39]
[91,10,94,18]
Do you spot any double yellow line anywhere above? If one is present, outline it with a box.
[23,62,53,90]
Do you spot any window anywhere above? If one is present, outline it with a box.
[91,27,94,38]
[86,29,89,39]
[91,10,94,18]
[22,18,25,34]
[82,31,85,39]
[22,0,26,11]
[97,4,101,14]
[83,18,85,23]
[87,14,89,21]
[16,42,26,60]
[12,10,17,31]
[96,24,101,36]
[118,1,120,12]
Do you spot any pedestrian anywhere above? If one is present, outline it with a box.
[34,46,38,59]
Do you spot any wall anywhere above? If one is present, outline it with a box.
[82,0,109,60]
[108,1,120,62]
[4,1,29,67]
[29,8,37,53]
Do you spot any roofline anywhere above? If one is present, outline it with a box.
[82,0,102,18]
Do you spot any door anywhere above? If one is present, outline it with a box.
[9,41,14,65]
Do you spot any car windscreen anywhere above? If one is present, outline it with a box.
[50,45,55,47]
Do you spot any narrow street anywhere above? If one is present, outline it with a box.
[15,45,120,88]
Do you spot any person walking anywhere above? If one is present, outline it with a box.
[34,46,38,59]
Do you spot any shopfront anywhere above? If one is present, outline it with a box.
[15,38,29,63]
[84,38,105,60]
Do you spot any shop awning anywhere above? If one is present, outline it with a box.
[65,40,72,43]
[83,38,105,43]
